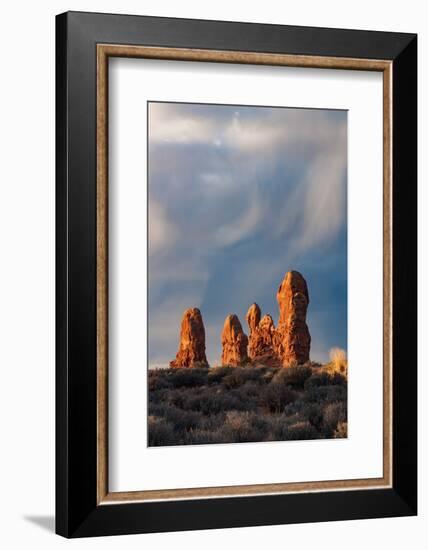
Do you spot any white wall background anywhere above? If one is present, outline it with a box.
[0,1,424,548]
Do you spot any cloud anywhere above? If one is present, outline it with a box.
[213,195,265,247]
[297,150,346,251]
[223,114,285,152]
[148,199,177,256]
[149,102,218,144]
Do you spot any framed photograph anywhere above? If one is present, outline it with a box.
[56,11,417,537]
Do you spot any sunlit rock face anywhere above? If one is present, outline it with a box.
[221,314,248,366]
[170,308,209,368]
[246,302,261,333]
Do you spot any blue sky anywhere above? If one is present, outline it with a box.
[148,102,347,367]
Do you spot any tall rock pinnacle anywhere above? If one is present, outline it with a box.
[276,271,311,365]
[221,314,248,366]
[170,308,209,368]
[246,303,261,333]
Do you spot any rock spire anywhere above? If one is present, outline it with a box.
[276,271,311,365]
[221,314,248,366]
[170,307,209,368]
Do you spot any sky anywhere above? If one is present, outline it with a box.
[148,102,347,367]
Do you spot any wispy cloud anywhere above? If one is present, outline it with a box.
[213,195,265,247]
[297,150,346,251]
[148,198,178,256]
[149,102,219,144]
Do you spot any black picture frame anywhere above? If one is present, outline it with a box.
[56,11,417,538]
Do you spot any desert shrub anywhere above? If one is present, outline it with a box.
[273,366,312,389]
[323,402,347,434]
[168,389,186,409]
[285,421,319,440]
[177,387,253,415]
[222,367,262,389]
[282,399,305,417]
[224,410,251,433]
[304,372,332,389]
[148,370,173,391]
[184,429,226,445]
[148,401,168,418]
[260,368,276,383]
[326,384,347,402]
[305,370,346,390]
[330,372,347,386]
[258,383,297,413]
[260,413,294,439]
[304,360,323,369]
[247,412,270,433]
[207,366,234,384]
[161,404,201,431]
[215,411,264,443]
[197,412,226,432]
[168,368,208,388]
[182,412,266,445]
[239,381,264,400]
[302,403,325,432]
[148,417,176,446]
[303,384,347,404]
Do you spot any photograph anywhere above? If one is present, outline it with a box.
[50,7,417,540]
[147,101,348,446]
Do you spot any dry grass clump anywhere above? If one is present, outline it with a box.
[334,421,348,438]
[328,347,348,376]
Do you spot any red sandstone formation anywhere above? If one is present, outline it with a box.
[246,305,281,367]
[221,314,248,366]
[245,272,311,367]
[170,272,311,369]
[276,271,311,366]
[246,302,261,333]
[170,308,209,368]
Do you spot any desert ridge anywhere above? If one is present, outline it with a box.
[170,270,311,369]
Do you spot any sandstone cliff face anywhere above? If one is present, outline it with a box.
[170,308,209,368]
[276,271,311,366]
[221,314,248,366]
